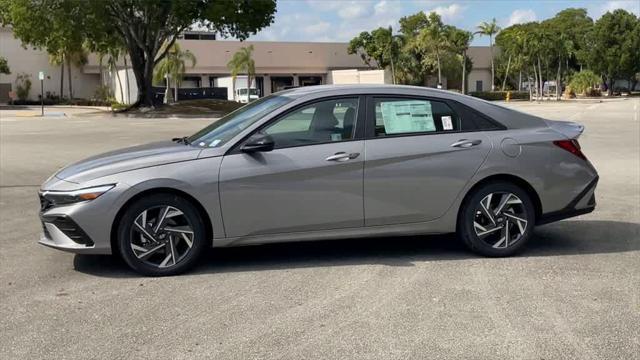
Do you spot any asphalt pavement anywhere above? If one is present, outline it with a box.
[1,99,638,359]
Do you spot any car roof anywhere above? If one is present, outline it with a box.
[281,84,453,98]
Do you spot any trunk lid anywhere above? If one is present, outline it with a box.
[545,119,584,139]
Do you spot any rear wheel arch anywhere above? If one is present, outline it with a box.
[110,188,214,256]
[458,174,542,224]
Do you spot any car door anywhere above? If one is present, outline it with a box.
[219,96,365,238]
[363,96,497,226]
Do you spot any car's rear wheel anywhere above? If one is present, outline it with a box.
[458,182,535,256]
[117,193,206,276]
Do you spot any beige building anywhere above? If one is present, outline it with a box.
[466,46,494,92]
[0,27,100,103]
[1,27,494,104]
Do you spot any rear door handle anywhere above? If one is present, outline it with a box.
[326,152,360,162]
[450,139,482,148]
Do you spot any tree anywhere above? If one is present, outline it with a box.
[585,9,640,95]
[347,27,402,82]
[569,70,601,94]
[108,48,125,103]
[48,52,65,98]
[417,13,450,87]
[0,57,10,74]
[2,0,277,107]
[448,29,473,93]
[477,18,501,91]
[227,45,255,101]
[397,11,431,85]
[0,0,86,99]
[153,43,196,103]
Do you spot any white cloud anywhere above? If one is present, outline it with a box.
[306,0,373,19]
[590,0,640,18]
[430,4,466,22]
[303,21,331,35]
[338,2,373,19]
[506,9,537,26]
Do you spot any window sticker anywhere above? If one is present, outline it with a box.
[380,100,435,134]
[442,115,453,130]
[330,133,342,141]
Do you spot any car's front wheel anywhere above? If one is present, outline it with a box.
[458,181,535,257]
[117,193,206,276]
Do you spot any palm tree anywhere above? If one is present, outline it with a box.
[449,29,473,94]
[418,13,449,87]
[153,43,196,103]
[227,45,255,101]
[477,18,501,91]
[48,51,65,99]
[384,26,403,84]
[66,48,88,99]
[107,48,125,103]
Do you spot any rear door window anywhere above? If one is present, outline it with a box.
[373,98,461,137]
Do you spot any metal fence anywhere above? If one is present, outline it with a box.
[152,87,228,105]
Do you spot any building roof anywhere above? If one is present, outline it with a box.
[83,39,372,75]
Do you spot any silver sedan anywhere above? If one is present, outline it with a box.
[38,85,598,276]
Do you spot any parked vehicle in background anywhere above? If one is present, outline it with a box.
[38,85,598,276]
[235,87,260,103]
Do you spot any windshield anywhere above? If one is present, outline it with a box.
[188,95,293,147]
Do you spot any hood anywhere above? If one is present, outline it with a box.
[55,141,202,183]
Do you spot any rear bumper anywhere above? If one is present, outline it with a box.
[537,176,598,225]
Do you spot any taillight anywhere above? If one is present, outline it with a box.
[553,139,587,160]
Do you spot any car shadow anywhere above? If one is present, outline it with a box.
[73,220,640,278]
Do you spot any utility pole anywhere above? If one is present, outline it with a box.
[38,71,44,116]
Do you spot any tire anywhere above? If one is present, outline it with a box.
[117,193,207,276]
[457,181,535,257]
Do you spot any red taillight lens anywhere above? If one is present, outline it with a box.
[553,139,587,160]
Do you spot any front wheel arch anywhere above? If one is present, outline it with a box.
[110,188,213,256]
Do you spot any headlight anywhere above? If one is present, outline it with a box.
[40,184,115,207]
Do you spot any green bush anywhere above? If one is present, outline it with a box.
[469,91,530,101]
[569,70,601,95]
[94,85,113,102]
[15,73,32,101]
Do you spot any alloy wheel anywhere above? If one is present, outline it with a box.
[473,192,529,249]
[129,205,195,268]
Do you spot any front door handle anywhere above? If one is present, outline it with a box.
[450,139,482,148]
[326,152,360,162]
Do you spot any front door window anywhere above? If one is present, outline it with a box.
[263,98,358,148]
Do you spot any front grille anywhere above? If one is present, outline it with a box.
[41,215,94,246]
[39,193,54,212]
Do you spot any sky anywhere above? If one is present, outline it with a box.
[245,0,640,46]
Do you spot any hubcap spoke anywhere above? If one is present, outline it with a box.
[474,191,528,249]
[129,205,194,269]
[132,243,165,259]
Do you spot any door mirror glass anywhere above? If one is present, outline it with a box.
[241,133,275,153]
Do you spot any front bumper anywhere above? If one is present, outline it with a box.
[38,214,101,253]
[37,180,132,255]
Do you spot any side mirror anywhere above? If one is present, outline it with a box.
[241,133,275,153]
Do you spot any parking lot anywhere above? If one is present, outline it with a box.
[1,99,638,359]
